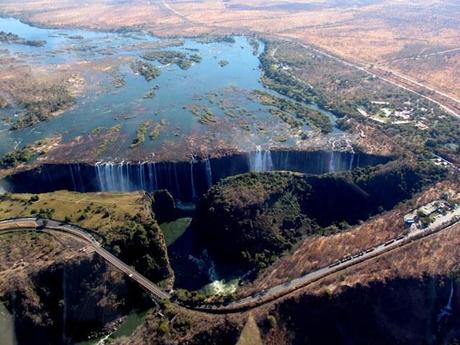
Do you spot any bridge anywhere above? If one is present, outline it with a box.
[1,214,459,314]
[0,218,170,301]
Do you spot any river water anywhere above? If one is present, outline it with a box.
[0,17,340,162]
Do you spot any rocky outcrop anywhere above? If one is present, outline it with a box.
[151,190,178,223]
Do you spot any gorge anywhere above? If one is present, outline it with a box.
[2,150,391,201]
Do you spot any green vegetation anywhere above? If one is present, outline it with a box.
[93,124,123,156]
[149,123,162,142]
[11,85,74,130]
[198,35,236,44]
[249,38,260,55]
[193,161,447,271]
[143,85,159,99]
[0,191,173,284]
[130,60,161,81]
[189,104,216,124]
[112,76,126,88]
[129,121,166,148]
[110,214,172,281]
[251,90,332,134]
[260,39,460,163]
[160,218,191,246]
[142,51,202,70]
[0,147,33,168]
[0,31,46,47]
[194,172,314,270]
[131,121,150,148]
[218,59,229,67]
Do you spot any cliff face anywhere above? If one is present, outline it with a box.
[192,162,445,270]
[0,191,175,289]
[2,255,150,345]
[113,220,460,345]
[263,276,460,345]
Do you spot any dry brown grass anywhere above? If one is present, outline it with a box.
[0,230,87,294]
[2,0,457,99]
[242,180,459,295]
[6,0,460,97]
[312,220,460,296]
[0,190,151,242]
[236,313,263,345]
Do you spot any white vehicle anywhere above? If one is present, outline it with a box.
[128,273,133,278]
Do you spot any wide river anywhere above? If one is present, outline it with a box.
[0,17,339,162]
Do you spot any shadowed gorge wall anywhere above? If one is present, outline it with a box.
[191,162,446,270]
[3,256,150,345]
[3,150,391,201]
[265,276,460,345]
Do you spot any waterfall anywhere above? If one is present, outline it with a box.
[153,162,158,190]
[95,162,104,191]
[250,146,273,172]
[69,165,77,191]
[139,162,146,190]
[69,164,85,192]
[205,158,213,188]
[328,151,336,172]
[147,163,154,191]
[96,161,131,192]
[4,150,392,199]
[447,281,454,311]
[437,280,455,322]
[76,164,85,192]
[116,162,123,191]
[349,153,355,171]
[173,164,180,198]
[190,159,197,199]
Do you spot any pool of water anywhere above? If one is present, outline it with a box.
[0,17,340,162]
[160,217,192,246]
[75,310,148,345]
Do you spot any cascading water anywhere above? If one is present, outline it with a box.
[437,280,455,323]
[205,158,213,188]
[4,150,392,201]
[349,152,355,171]
[328,151,336,172]
[249,145,273,172]
[190,158,197,199]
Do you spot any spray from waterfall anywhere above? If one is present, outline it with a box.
[250,146,273,172]
[205,158,213,188]
[190,158,197,199]
[349,152,355,171]
[328,151,336,172]
[437,280,455,323]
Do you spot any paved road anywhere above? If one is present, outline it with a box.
[271,37,460,118]
[1,215,459,314]
[201,211,460,313]
[137,3,460,118]
[384,47,460,64]
[0,218,170,301]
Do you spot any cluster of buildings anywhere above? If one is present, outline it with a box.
[404,197,459,229]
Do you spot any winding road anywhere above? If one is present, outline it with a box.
[1,214,459,314]
[0,218,170,301]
